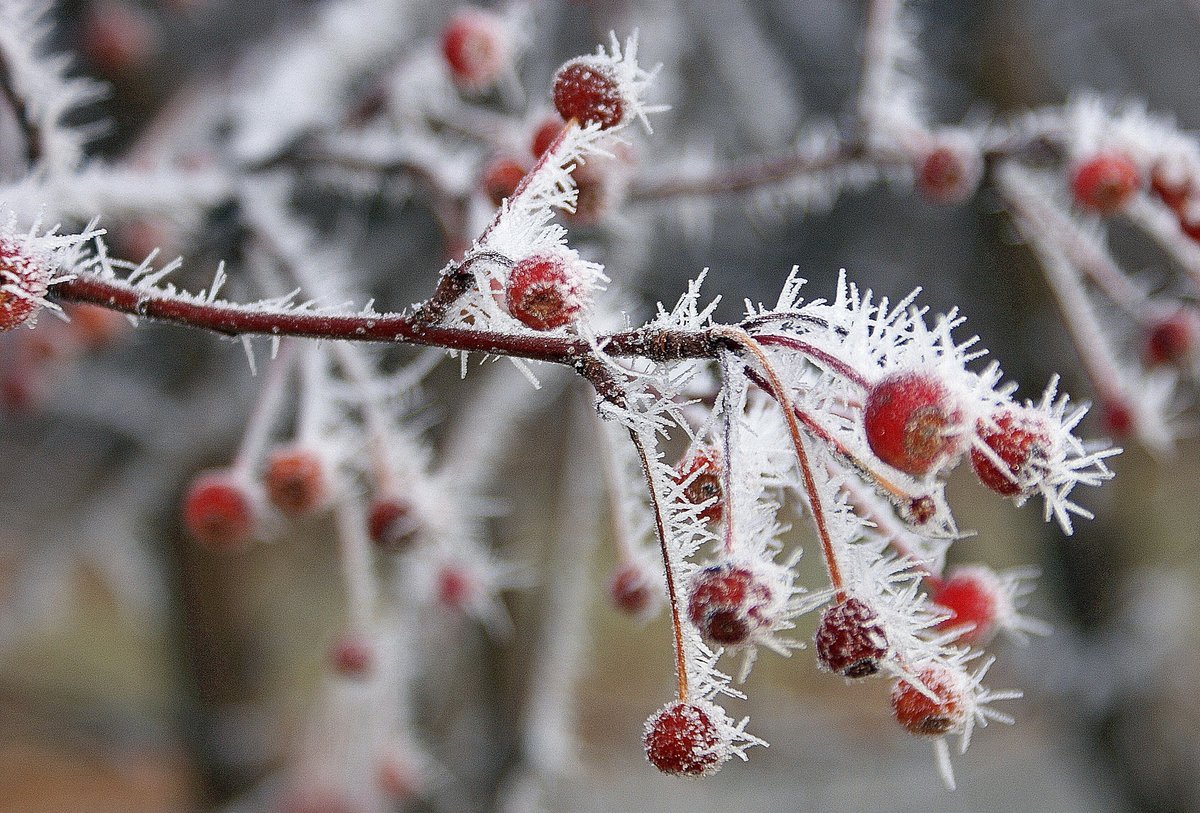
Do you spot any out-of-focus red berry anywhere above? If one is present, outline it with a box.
[1071,152,1141,215]
[183,470,255,551]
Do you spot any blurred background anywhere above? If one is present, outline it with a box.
[1,1,1199,811]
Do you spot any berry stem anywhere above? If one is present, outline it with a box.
[715,326,846,596]
[231,339,297,476]
[627,427,689,702]
[751,332,869,388]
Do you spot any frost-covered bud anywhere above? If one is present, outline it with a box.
[686,562,776,647]
[504,250,587,330]
[368,494,420,552]
[643,700,730,777]
[183,469,258,551]
[931,566,1007,646]
[441,7,509,91]
[480,156,527,207]
[814,596,889,679]
[891,662,971,737]
[609,560,660,619]
[915,139,982,205]
[970,409,1051,498]
[0,238,52,332]
[1071,152,1141,215]
[265,444,329,517]
[864,371,965,477]
[674,447,723,524]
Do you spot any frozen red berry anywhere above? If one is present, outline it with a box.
[441,8,508,90]
[643,700,728,777]
[329,632,374,678]
[481,156,526,207]
[183,470,256,551]
[1144,310,1196,367]
[609,561,658,618]
[368,495,419,552]
[504,252,583,330]
[970,410,1051,498]
[553,59,625,130]
[814,596,889,679]
[530,115,564,159]
[265,445,328,517]
[863,371,964,477]
[674,447,723,524]
[1071,152,1141,215]
[686,563,775,647]
[0,238,50,332]
[891,662,970,737]
[931,566,1005,646]
[915,143,981,205]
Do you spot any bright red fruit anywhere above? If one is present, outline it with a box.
[931,565,1004,645]
[265,445,327,516]
[643,700,727,777]
[686,563,775,647]
[1071,152,1141,214]
[183,470,255,551]
[553,60,625,129]
[863,371,963,476]
[441,8,507,90]
[504,252,582,330]
[970,410,1050,497]
[674,447,723,523]
[891,662,969,737]
[814,596,889,678]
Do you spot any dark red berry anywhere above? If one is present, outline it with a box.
[970,410,1051,498]
[814,597,889,678]
[674,448,723,523]
[441,8,507,90]
[1071,152,1141,215]
[0,239,48,332]
[183,470,255,551]
[1144,311,1196,367]
[265,445,327,516]
[530,116,564,159]
[916,144,980,205]
[609,561,657,618]
[863,371,963,477]
[329,632,374,678]
[931,566,1004,646]
[505,252,582,330]
[686,563,775,647]
[1100,398,1133,437]
[481,156,526,207]
[891,662,969,737]
[643,700,727,777]
[368,496,420,552]
[553,59,625,130]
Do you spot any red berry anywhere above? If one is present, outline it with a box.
[814,596,889,678]
[329,632,374,678]
[504,252,583,330]
[609,561,658,618]
[441,8,507,90]
[970,410,1051,498]
[0,239,49,332]
[1151,162,1191,212]
[437,566,475,609]
[481,156,526,207]
[674,448,723,523]
[530,116,564,159]
[931,566,1005,645]
[368,495,419,552]
[915,143,981,205]
[686,563,775,647]
[643,700,728,777]
[183,470,255,551]
[1144,311,1195,366]
[1100,398,1133,437]
[553,59,625,130]
[1071,152,1141,215]
[265,445,327,517]
[863,371,964,477]
[891,662,970,737]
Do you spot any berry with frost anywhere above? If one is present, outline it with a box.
[553,59,625,130]
[891,661,970,737]
[915,142,982,205]
[970,410,1051,498]
[368,495,420,552]
[686,562,775,647]
[504,251,584,330]
[815,596,889,679]
[0,239,51,332]
[481,156,526,207]
[183,470,256,551]
[930,566,1006,646]
[265,445,328,517]
[675,447,723,524]
[609,561,659,618]
[643,700,728,777]
[441,8,508,91]
[1071,152,1141,215]
[864,371,964,477]
[1151,163,1191,212]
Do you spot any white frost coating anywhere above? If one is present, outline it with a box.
[229,0,413,162]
